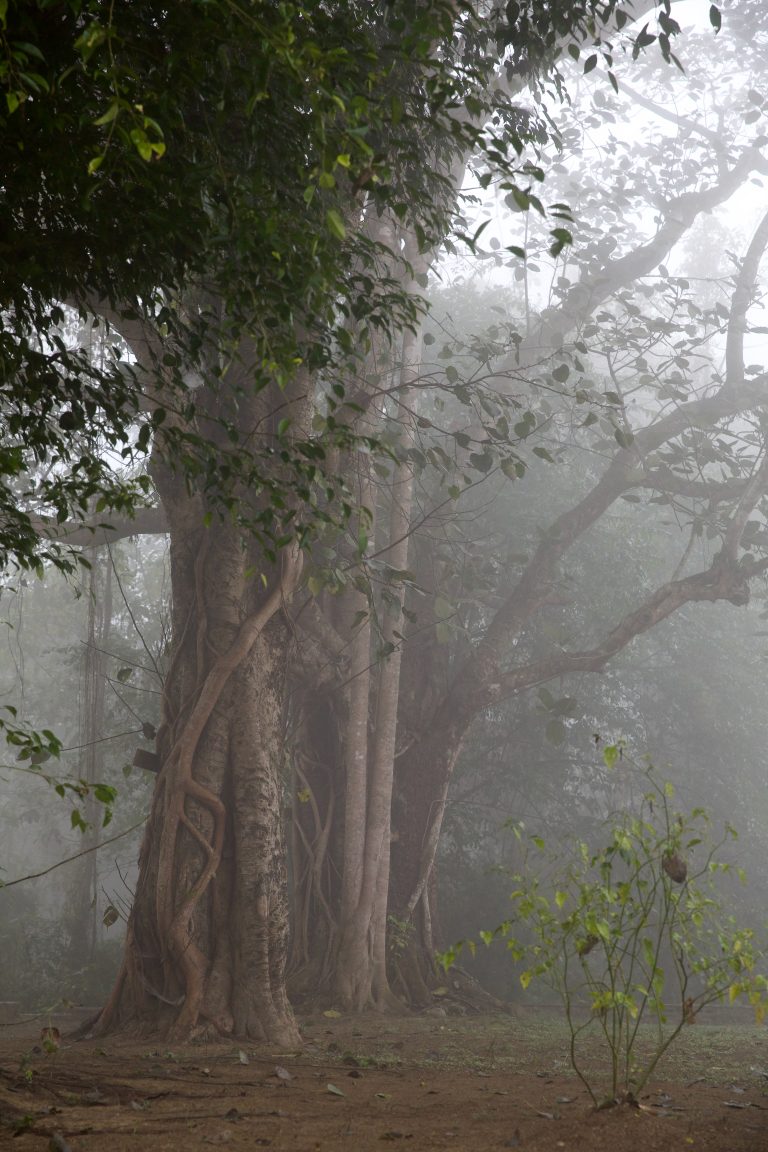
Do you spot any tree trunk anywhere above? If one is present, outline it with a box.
[95,485,302,1044]
[67,547,111,968]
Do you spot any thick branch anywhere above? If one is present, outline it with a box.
[528,143,768,355]
[492,553,768,703]
[75,294,166,377]
[725,207,768,388]
[618,81,725,152]
[33,506,169,547]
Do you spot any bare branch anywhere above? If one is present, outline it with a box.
[31,506,169,548]
[492,553,768,704]
[0,818,147,889]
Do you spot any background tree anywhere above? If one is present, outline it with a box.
[284,4,768,1007]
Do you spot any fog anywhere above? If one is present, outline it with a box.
[3,2,768,1045]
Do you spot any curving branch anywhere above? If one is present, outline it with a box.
[521,142,768,357]
[725,207,768,389]
[492,550,768,704]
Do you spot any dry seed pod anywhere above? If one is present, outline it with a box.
[577,933,600,957]
[662,852,687,884]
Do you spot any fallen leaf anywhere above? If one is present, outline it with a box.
[48,1135,73,1152]
[82,1088,106,1105]
[202,1132,233,1145]
[323,1009,342,1018]
[238,1050,249,1065]
[274,1065,293,1081]
[327,1083,345,1097]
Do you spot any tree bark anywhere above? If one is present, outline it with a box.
[95,472,302,1043]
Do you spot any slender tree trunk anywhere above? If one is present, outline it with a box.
[68,547,111,967]
[333,317,422,1010]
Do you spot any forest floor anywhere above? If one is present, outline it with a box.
[1,1008,768,1151]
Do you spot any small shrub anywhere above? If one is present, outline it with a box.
[441,765,766,1107]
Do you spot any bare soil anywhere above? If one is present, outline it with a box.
[2,1009,768,1151]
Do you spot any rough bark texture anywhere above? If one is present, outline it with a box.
[95,468,301,1044]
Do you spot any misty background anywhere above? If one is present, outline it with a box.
[3,2,768,1015]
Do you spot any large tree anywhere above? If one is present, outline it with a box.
[12,0,619,1042]
[5,0,722,1038]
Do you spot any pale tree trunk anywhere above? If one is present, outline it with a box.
[68,546,111,966]
[332,315,423,1010]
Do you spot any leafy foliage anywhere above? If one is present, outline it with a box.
[443,766,766,1107]
[0,704,117,835]
[0,0,693,571]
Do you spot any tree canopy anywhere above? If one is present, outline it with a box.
[1,0,685,572]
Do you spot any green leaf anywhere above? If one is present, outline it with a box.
[709,4,721,32]
[94,101,120,127]
[326,209,346,241]
[501,457,525,480]
[603,745,619,769]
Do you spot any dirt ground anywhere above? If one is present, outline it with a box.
[2,1009,768,1151]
